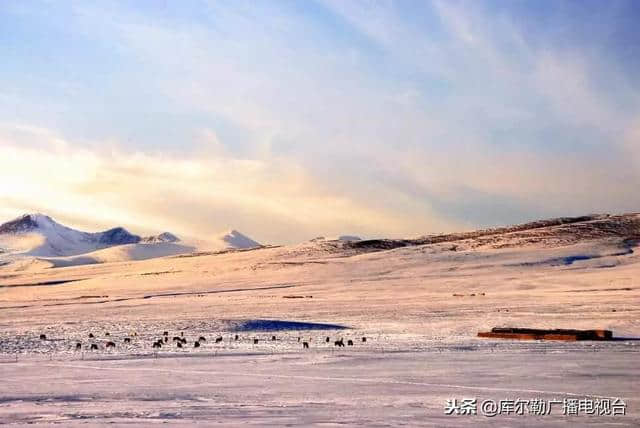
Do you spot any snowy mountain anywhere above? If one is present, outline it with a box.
[141,232,180,243]
[0,213,262,267]
[0,214,141,257]
[217,230,261,249]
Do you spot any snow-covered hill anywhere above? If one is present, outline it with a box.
[141,232,180,244]
[43,230,262,268]
[217,230,261,249]
[0,214,140,257]
[0,214,262,268]
[43,242,196,267]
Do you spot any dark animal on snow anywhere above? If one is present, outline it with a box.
[181,338,187,344]
[173,336,181,342]
[124,337,131,344]
[194,341,200,348]
[153,341,162,348]
[347,340,354,346]
[90,344,98,350]
[326,337,330,343]
[177,341,183,348]
[234,334,239,341]
[272,335,276,341]
[106,341,116,348]
[362,337,367,343]
[164,336,168,343]
[253,338,259,344]
[163,331,169,336]
[75,342,82,350]
[297,337,301,342]
[89,333,94,338]
[105,332,110,336]
[303,342,309,349]
[181,332,184,337]
[39,334,46,340]
[199,336,206,342]
[215,336,223,343]
[334,339,345,347]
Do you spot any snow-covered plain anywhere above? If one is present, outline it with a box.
[0,214,639,425]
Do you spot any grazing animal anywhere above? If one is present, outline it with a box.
[90,344,98,350]
[89,333,94,338]
[181,332,184,337]
[334,339,345,347]
[181,338,187,344]
[234,334,239,341]
[215,336,223,343]
[164,337,168,343]
[172,336,181,342]
[199,336,206,342]
[253,338,259,344]
[326,337,330,343]
[271,335,276,341]
[303,342,309,349]
[194,341,200,348]
[152,341,162,348]
[124,337,131,344]
[105,332,110,336]
[362,337,367,343]
[163,331,169,336]
[106,341,116,348]
[39,334,47,340]
[177,341,183,348]
[75,342,82,350]
[347,339,354,346]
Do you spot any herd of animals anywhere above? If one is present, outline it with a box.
[37,332,367,352]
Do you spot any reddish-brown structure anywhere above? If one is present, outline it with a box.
[478,327,613,341]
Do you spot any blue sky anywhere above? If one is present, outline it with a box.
[0,1,639,243]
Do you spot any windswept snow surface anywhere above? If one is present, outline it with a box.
[0,213,639,425]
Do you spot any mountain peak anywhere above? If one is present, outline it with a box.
[0,213,55,234]
[142,232,180,243]
[218,229,261,249]
[98,227,140,245]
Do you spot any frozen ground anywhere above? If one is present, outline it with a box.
[0,214,639,425]
[1,347,638,426]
